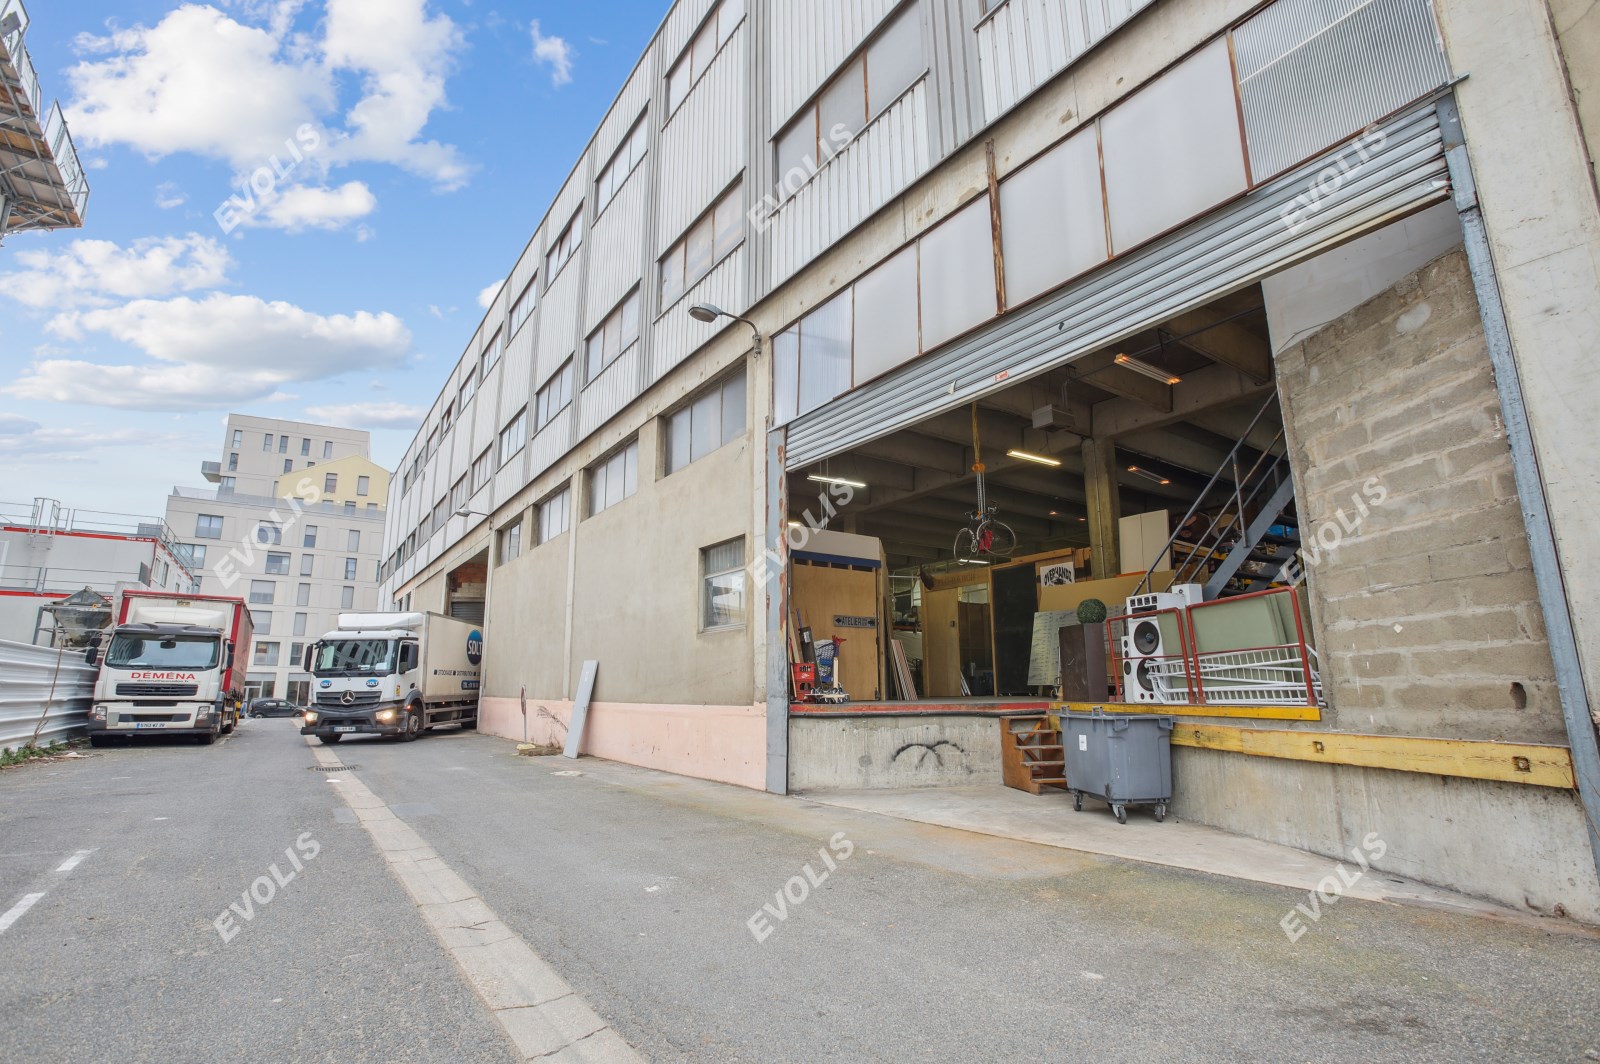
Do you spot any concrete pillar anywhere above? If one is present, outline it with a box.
[1082,437,1121,579]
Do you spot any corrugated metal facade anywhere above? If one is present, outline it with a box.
[0,639,96,752]
[974,0,1156,119]
[768,0,899,130]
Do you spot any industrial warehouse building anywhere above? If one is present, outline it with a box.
[380,0,1600,921]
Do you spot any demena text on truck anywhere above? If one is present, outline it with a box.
[85,591,254,746]
[301,612,482,744]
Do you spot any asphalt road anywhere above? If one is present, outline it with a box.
[3,720,1599,1063]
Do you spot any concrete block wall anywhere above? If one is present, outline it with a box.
[788,715,1003,791]
[1275,249,1564,745]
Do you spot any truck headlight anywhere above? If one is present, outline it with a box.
[90,706,108,721]
[375,709,397,723]
[303,711,320,724]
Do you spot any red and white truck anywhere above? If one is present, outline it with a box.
[84,591,254,746]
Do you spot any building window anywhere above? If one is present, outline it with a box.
[299,438,310,456]
[498,519,523,565]
[251,609,272,634]
[666,0,745,117]
[344,501,356,515]
[538,487,571,544]
[665,366,747,474]
[701,538,747,630]
[303,525,318,548]
[510,277,538,336]
[341,586,355,610]
[219,476,237,494]
[587,441,638,517]
[249,580,276,605]
[231,429,243,448]
[283,459,293,474]
[499,408,528,468]
[256,521,283,546]
[278,435,289,454]
[254,642,281,667]
[293,612,307,637]
[296,583,311,607]
[300,554,315,577]
[265,552,291,576]
[347,529,360,551]
[290,642,304,667]
[481,329,504,380]
[596,115,648,213]
[660,180,743,307]
[440,402,455,436]
[585,289,641,383]
[451,475,470,512]
[472,447,494,491]
[227,452,239,471]
[263,433,274,452]
[774,4,924,200]
[535,361,574,431]
[460,366,478,407]
[345,558,358,580]
[357,476,370,497]
[323,473,338,495]
[196,514,224,540]
[546,207,584,279]
[183,544,207,569]
[368,503,379,512]
[323,440,334,459]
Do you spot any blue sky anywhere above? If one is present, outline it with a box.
[0,0,666,518]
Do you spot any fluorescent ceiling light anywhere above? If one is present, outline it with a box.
[1006,449,1061,467]
[1115,353,1182,386]
[806,474,867,489]
[1127,465,1172,486]
[958,559,991,566]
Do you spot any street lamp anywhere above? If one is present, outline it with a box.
[689,302,762,357]
[455,508,490,520]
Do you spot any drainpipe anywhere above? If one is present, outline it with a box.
[1438,95,1600,886]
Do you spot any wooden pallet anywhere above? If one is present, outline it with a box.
[1001,715,1069,795]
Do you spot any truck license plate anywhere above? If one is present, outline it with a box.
[135,723,167,729]
[335,727,357,734]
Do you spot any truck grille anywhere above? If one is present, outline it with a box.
[117,683,200,698]
[316,691,382,707]
[123,714,185,723]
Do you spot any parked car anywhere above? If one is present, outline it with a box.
[248,699,301,719]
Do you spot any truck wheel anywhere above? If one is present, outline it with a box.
[318,734,343,745]
[89,736,111,749]
[197,728,218,746]
[222,714,237,735]
[401,709,422,743]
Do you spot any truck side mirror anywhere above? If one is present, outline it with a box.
[225,642,235,669]
[85,645,99,667]
[303,644,316,672]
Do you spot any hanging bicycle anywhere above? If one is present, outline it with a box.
[953,403,1017,563]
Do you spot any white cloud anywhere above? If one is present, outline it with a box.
[0,414,43,435]
[155,181,187,209]
[236,180,378,232]
[9,293,411,412]
[304,401,426,429]
[0,234,233,310]
[477,280,505,309]
[64,1,470,192]
[0,423,194,462]
[530,20,574,87]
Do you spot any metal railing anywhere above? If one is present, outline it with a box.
[1,499,198,580]
[0,637,95,752]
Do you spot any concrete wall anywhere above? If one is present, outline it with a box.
[1550,0,1600,192]
[788,715,1003,792]
[1276,248,1563,745]
[1174,746,1600,922]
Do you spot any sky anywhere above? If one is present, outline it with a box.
[0,0,666,519]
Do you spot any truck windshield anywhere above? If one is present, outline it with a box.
[105,634,220,671]
[313,640,397,676]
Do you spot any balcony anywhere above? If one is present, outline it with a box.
[201,461,223,483]
[0,0,90,240]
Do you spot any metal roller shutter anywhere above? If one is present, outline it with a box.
[785,101,1451,469]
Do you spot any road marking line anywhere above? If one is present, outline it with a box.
[0,893,46,935]
[305,737,642,1062]
[56,850,94,873]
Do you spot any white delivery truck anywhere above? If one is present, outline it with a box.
[300,612,482,744]
[85,591,253,746]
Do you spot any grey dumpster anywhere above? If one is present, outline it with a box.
[1061,710,1174,824]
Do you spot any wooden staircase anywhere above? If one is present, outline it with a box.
[1001,715,1069,795]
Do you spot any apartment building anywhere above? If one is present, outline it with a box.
[380,0,1600,921]
[167,415,390,703]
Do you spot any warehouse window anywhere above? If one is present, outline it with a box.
[538,487,571,544]
[451,475,469,512]
[773,4,924,201]
[665,367,747,474]
[498,519,523,565]
[547,208,584,279]
[666,0,745,117]
[472,447,494,491]
[536,360,574,431]
[585,289,641,382]
[499,408,528,467]
[587,441,638,517]
[659,180,743,308]
[510,277,538,335]
[701,539,746,631]
[596,115,648,213]
[481,329,504,380]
